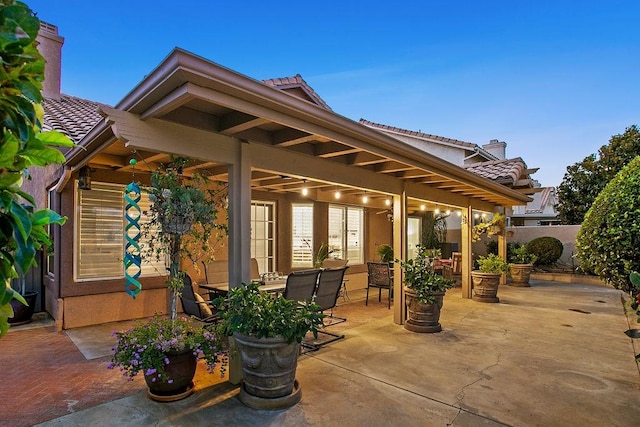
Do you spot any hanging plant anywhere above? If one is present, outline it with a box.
[472,213,506,242]
[140,157,228,318]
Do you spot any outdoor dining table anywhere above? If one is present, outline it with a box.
[199,275,288,299]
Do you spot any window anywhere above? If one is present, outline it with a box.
[75,181,167,281]
[407,217,422,260]
[292,203,313,268]
[328,205,364,264]
[251,201,276,274]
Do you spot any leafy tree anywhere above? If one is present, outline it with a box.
[0,0,74,337]
[576,156,640,292]
[556,125,640,224]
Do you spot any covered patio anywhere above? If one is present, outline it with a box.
[7,280,639,426]
[50,47,530,330]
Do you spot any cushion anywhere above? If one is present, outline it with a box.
[194,293,213,317]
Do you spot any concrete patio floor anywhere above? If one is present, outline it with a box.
[17,281,640,426]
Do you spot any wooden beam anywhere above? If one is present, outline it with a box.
[102,107,240,165]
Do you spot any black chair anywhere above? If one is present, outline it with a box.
[303,267,348,351]
[315,266,349,326]
[179,273,220,323]
[283,269,321,303]
[366,262,393,309]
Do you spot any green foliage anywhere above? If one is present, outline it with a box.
[472,213,505,242]
[109,316,227,382]
[0,1,74,337]
[314,242,333,268]
[376,244,394,263]
[476,253,510,274]
[396,244,454,304]
[526,236,563,266]
[215,282,325,344]
[557,125,640,224]
[576,157,640,292]
[630,272,640,323]
[509,245,537,265]
[141,157,227,318]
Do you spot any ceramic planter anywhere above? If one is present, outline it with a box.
[471,271,501,303]
[509,264,533,287]
[144,348,197,402]
[8,292,38,325]
[234,333,302,410]
[404,287,444,333]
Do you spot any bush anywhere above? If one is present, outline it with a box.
[526,237,563,266]
[576,156,640,292]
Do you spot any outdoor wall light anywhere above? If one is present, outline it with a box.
[301,180,308,196]
[78,166,92,190]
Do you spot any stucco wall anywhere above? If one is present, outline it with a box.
[506,225,580,266]
[62,288,170,329]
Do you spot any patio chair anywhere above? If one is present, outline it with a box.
[303,266,348,350]
[366,262,393,309]
[179,273,220,324]
[315,266,349,326]
[283,269,321,303]
[322,258,349,300]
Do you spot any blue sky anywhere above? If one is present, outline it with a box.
[29,0,640,188]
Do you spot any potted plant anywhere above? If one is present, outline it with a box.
[472,213,506,242]
[472,253,510,303]
[377,244,394,264]
[397,245,454,333]
[215,282,324,409]
[509,245,537,287]
[143,157,227,319]
[109,316,227,401]
[314,242,334,268]
[8,276,38,326]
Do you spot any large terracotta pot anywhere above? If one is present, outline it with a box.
[509,264,533,287]
[404,287,444,333]
[234,333,302,409]
[471,271,501,303]
[144,348,197,402]
[8,292,37,325]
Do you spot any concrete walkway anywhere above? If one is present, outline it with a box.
[30,282,640,426]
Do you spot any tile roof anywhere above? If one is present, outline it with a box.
[463,157,529,187]
[42,94,108,143]
[359,119,478,149]
[524,187,555,214]
[262,74,332,111]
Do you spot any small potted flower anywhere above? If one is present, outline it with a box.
[472,253,510,303]
[109,316,227,401]
[397,244,455,333]
[509,244,537,287]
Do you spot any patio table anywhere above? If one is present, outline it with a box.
[200,276,287,299]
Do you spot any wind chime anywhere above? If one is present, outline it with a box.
[124,158,142,298]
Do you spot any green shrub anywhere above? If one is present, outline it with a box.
[576,156,640,292]
[526,237,563,266]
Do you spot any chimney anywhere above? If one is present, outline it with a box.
[35,21,64,100]
[482,139,507,160]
